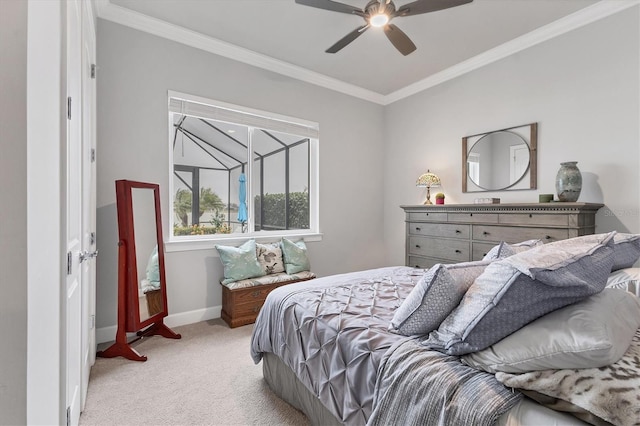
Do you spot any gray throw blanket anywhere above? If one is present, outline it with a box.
[369,339,522,426]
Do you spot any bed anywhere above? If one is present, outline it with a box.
[250,233,640,426]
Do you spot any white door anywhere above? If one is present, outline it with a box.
[66,0,83,424]
[80,0,97,410]
[509,144,529,189]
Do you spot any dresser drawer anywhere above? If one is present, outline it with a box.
[448,212,499,224]
[408,256,440,269]
[407,211,448,222]
[472,242,498,261]
[408,222,470,239]
[473,225,569,243]
[499,213,568,227]
[409,236,470,262]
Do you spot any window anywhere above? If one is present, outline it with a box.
[168,92,319,247]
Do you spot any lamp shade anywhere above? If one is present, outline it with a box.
[416,171,441,188]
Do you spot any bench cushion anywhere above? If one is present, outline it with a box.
[222,270,316,290]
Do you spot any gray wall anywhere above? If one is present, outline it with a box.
[0,0,28,423]
[383,7,640,266]
[96,21,386,330]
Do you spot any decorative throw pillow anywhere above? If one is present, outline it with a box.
[462,289,640,373]
[215,239,265,284]
[423,232,616,355]
[611,233,640,271]
[145,245,160,284]
[482,239,543,261]
[495,328,640,426]
[390,260,492,336]
[280,238,310,274]
[256,242,285,275]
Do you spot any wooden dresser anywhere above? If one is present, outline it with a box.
[400,203,603,268]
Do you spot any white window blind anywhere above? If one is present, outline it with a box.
[168,96,319,139]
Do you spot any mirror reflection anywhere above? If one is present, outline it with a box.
[468,131,529,190]
[132,188,164,322]
[462,123,537,193]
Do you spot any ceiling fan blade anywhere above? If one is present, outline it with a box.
[295,0,365,17]
[326,25,369,53]
[383,24,416,56]
[396,0,472,17]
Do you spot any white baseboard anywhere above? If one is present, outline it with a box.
[96,305,222,344]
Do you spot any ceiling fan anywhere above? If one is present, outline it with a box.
[295,0,473,56]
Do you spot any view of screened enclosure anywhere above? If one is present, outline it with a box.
[170,98,314,238]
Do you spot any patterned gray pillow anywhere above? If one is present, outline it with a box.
[611,233,640,271]
[390,260,492,336]
[482,239,543,261]
[423,232,616,355]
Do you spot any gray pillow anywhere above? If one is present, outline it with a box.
[611,233,640,271]
[423,232,616,356]
[482,239,543,261]
[462,289,640,373]
[390,260,492,336]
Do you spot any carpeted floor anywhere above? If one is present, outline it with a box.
[80,319,310,425]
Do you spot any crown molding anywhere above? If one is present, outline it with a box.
[94,0,386,104]
[96,0,639,106]
[383,0,640,104]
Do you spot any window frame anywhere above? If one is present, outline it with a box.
[166,91,321,252]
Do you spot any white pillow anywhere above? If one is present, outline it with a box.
[462,289,640,373]
[606,267,640,297]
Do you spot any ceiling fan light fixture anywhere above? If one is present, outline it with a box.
[369,13,389,27]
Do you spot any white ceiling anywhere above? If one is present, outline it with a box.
[97,0,634,104]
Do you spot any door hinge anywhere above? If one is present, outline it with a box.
[67,97,71,120]
[90,314,95,329]
[66,406,70,426]
[66,251,72,275]
[90,232,96,245]
[91,63,96,79]
[91,148,96,163]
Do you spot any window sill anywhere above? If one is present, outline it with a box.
[164,232,323,254]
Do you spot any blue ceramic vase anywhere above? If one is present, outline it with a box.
[555,161,582,202]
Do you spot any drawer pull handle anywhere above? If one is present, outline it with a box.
[251,291,261,298]
[529,214,533,218]
[470,213,473,217]
[415,227,421,231]
[415,244,421,248]
[425,213,429,216]
[482,253,487,257]
[455,249,462,254]
[455,230,461,234]
[545,235,552,240]
[483,231,489,236]
[415,265,420,268]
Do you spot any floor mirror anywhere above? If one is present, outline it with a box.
[97,180,181,362]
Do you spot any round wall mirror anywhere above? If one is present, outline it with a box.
[462,123,537,193]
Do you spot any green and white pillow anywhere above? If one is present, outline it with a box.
[280,238,311,274]
[215,239,265,284]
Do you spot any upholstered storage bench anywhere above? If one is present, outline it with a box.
[220,271,316,328]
